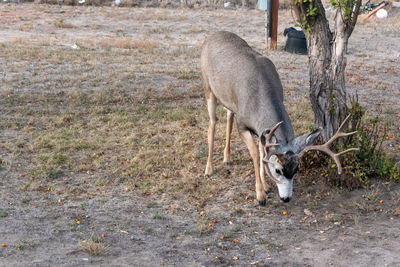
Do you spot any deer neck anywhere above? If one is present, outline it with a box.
[254,104,295,144]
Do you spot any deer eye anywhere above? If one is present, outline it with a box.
[275,169,282,175]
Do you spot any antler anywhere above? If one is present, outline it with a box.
[298,115,359,175]
[263,121,283,182]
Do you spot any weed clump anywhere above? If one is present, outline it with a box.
[301,96,400,188]
[78,236,105,256]
[339,98,400,187]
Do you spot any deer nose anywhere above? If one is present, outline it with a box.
[280,197,291,203]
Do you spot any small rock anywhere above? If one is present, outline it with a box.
[304,208,313,217]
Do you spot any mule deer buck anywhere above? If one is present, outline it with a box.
[201,31,358,206]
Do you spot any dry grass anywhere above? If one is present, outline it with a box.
[132,39,159,50]
[10,37,29,45]
[53,18,75,29]
[38,38,52,46]
[78,238,106,256]
[287,104,314,133]
[0,40,204,199]
[0,4,399,210]
[0,6,399,266]
[99,37,132,49]
[82,37,159,50]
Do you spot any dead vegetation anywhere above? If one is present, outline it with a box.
[78,237,106,256]
[0,3,399,266]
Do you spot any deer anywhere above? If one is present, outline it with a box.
[201,31,358,206]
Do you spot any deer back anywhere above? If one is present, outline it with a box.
[201,31,295,143]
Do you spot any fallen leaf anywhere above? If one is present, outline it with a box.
[394,206,400,216]
[232,239,239,243]
[233,256,238,260]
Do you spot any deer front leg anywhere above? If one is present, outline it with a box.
[223,108,234,165]
[205,94,217,177]
[259,141,271,195]
[239,130,267,206]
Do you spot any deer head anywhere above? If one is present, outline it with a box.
[260,115,358,202]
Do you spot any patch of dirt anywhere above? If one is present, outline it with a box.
[0,3,399,266]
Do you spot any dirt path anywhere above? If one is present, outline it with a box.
[1,168,400,266]
[0,3,399,266]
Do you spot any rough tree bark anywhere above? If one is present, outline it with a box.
[292,0,361,141]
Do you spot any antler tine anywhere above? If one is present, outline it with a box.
[266,121,283,147]
[337,114,351,133]
[298,115,359,175]
[263,121,283,183]
[324,114,357,147]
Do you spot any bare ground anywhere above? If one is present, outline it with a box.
[0,3,400,266]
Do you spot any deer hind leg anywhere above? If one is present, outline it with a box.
[223,108,234,165]
[239,130,267,206]
[258,141,272,195]
[205,93,217,177]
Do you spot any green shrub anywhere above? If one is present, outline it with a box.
[338,98,400,187]
[301,96,400,188]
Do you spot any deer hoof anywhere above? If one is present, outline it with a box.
[258,199,266,206]
[205,174,212,178]
[223,162,232,166]
[265,190,271,196]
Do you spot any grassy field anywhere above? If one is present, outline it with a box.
[0,3,400,266]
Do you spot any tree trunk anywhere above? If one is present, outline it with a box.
[292,0,352,141]
[308,15,348,140]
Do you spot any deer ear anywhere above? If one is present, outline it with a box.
[305,128,321,145]
[292,128,321,152]
[260,129,270,146]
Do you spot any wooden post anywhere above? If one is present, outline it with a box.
[270,0,278,50]
[265,10,270,46]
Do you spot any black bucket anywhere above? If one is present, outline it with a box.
[283,27,307,55]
